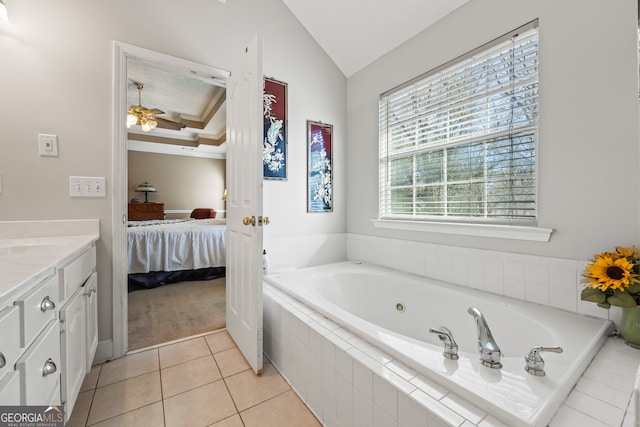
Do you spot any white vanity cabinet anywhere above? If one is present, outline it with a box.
[0,237,97,423]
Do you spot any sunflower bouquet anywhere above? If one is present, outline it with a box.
[581,246,640,308]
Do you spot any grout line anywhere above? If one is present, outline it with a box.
[81,388,97,427]
[85,402,161,427]
[221,375,242,417]
[157,349,167,427]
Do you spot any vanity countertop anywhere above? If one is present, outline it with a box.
[0,220,100,302]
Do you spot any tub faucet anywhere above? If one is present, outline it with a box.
[467,307,502,368]
[524,346,563,376]
[429,327,459,360]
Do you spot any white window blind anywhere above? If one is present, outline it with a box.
[379,21,539,224]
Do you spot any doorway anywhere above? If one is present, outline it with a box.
[112,42,230,358]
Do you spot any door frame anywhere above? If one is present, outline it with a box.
[111,41,229,359]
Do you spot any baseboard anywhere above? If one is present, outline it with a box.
[93,339,113,364]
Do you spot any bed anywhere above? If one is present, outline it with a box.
[127,218,226,290]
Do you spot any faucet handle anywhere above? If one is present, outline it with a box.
[429,327,459,360]
[524,346,563,376]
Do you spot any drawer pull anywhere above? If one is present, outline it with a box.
[0,352,5,369]
[40,296,55,312]
[84,288,97,297]
[42,358,57,377]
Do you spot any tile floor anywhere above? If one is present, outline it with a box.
[67,330,321,427]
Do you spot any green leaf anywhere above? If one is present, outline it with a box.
[597,302,611,309]
[607,290,637,307]
[626,281,640,294]
[581,287,607,304]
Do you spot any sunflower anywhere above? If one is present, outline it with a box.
[583,253,638,291]
[616,246,640,259]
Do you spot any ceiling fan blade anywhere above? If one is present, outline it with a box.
[146,108,165,115]
[154,116,187,130]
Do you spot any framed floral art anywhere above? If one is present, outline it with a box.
[263,77,287,180]
[307,120,333,212]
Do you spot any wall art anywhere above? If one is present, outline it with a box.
[307,120,333,212]
[263,77,288,180]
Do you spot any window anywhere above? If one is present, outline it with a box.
[379,21,539,225]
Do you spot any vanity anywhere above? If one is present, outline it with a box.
[0,220,99,422]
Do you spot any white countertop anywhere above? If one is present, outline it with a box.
[0,220,100,303]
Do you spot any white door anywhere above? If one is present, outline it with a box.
[225,35,264,375]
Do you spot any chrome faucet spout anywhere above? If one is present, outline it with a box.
[467,307,502,368]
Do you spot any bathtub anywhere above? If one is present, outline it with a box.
[265,261,613,427]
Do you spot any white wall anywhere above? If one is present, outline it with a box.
[0,0,346,351]
[128,151,226,214]
[346,0,640,260]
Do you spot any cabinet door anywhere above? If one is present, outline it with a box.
[84,272,98,371]
[60,289,86,420]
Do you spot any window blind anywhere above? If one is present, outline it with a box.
[379,21,539,223]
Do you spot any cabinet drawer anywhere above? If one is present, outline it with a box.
[0,306,20,378]
[128,203,164,221]
[61,245,96,302]
[15,275,58,348]
[0,371,21,405]
[129,203,163,213]
[16,320,61,405]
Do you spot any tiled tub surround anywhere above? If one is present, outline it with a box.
[263,283,639,427]
[266,233,639,424]
[345,234,623,325]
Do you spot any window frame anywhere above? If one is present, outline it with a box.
[377,20,552,241]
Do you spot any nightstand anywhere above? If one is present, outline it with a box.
[128,202,164,221]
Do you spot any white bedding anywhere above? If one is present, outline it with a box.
[127,218,226,274]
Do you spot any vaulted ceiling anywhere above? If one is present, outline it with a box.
[281,0,469,77]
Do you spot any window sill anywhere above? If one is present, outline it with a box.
[370,219,553,242]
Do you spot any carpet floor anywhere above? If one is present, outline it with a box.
[128,277,226,351]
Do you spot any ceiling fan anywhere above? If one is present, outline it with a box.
[126,81,187,132]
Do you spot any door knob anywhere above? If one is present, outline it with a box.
[263,217,270,225]
[243,216,256,226]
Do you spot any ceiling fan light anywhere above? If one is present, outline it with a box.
[0,1,9,27]
[148,119,157,130]
[140,118,152,132]
[126,113,139,128]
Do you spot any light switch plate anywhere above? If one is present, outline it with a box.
[38,134,59,157]
[69,176,106,197]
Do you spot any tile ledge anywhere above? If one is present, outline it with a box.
[371,219,552,242]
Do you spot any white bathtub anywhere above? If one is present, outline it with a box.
[265,261,613,427]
